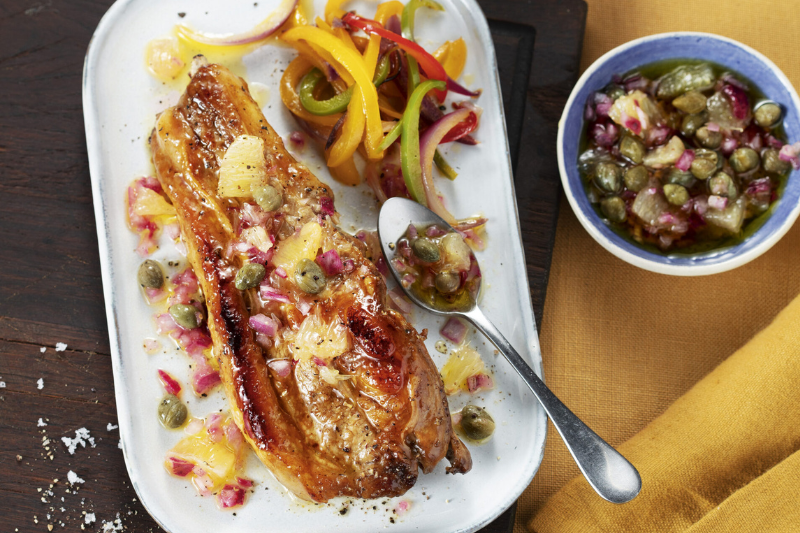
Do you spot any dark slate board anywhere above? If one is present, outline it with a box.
[0,0,585,531]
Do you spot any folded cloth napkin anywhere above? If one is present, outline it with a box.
[528,292,800,532]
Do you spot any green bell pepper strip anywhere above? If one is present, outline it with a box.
[433,151,458,180]
[298,55,392,116]
[378,119,403,151]
[401,0,443,93]
[401,79,446,204]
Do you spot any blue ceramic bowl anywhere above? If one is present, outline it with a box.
[557,33,800,276]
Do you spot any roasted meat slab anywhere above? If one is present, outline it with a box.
[149,63,471,502]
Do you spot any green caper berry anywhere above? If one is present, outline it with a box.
[754,103,781,128]
[690,149,719,180]
[664,168,696,188]
[252,185,282,212]
[295,258,327,294]
[619,136,645,164]
[672,91,707,114]
[607,86,625,100]
[411,238,441,263]
[594,162,622,193]
[623,165,649,192]
[158,395,188,429]
[169,303,199,329]
[762,148,791,174]
[708,172,737,199]
[234,263,266,290]
[680,113,707,138]
[695,126,722,149]
[460,405,495,441]
[137,259,164,289]
[663,184,690,206]
[600,196,626,223]
[434,271,460,294]
[729,147,760,173]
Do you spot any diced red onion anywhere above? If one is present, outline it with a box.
[720,136,739,156]
[205,413,223,443]
[192,356,221,395]
[591,122,618,147]
[288,131,305,151]
[706,122,720,132]
[694,195,709,217]
[645,125,671,146]
[166,456,194,477]
[319,196,335,217]
[779,142,800,170]
[621,111,641,135]
[766,134,784,149]
[249,313,278,336]
[184,418,204,435]
[675,149,695,171]
[593,92,613,117]
[155,313,178,335]
[191,468,214,497]
[158,369,182,396]
[466,373,494,393]
[144,287,167,304]
[296,299,312,315]
[440,317,468,344]
[316,249,344,276]
[164,222,181,240]
[721,73,749,91]
[747,177,772,196]
[446,76,481,97]
[274,266,287,278]
[177,0,299,45]
[658,211,678,225]
[312,356,327,366]
[425,225,447,237]
[623,74,649,92]
[584,100,596,122]
[240,202,269,228]
[406,224,418,239]
[268,359,292,377]
[388,287,413,315]
[722,84,749,120]
[375,256,389,277]
[259,283,291,303]
[401,273,417,287]
[236,477,254,488]
[342,259,355,273]
[216,484,246,509]
[708,195,729,210]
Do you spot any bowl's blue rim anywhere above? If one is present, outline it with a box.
[557,31,800,276]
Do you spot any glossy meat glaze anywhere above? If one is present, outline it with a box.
[149,64,471,502]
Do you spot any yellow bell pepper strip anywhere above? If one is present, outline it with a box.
[433,38,467,79]
[307,42,355,85]
[328,155,361,186]
[375,1,405,25]
[400,79,446,204]
[342,13,448,102]
[289,39,349,93]
[363,34,381,77]
[282,25,385,159]
[324,0,349,24]
[280,57,343,126]
[327,85,367,167]
[299,55,391,116]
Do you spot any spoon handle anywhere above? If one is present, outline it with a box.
[462,307,642,504]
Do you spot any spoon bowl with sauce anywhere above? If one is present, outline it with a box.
[378,197,642,504]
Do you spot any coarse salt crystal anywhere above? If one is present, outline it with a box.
[37,378,44,390]
[55,343,67,352]
[0,381,5,388]
[40,347,46,353]
[107,423,118,431]
[61,428,95,455]
[84,513,95,524]
[67,471,85,485]
[38,418,47,427]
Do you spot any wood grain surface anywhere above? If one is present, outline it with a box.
[0,0,585,531]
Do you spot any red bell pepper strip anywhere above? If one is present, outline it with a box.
[342,12,448,101]
[441,110,479,143]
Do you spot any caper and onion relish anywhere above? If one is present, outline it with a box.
[393,224,480,312]
[580,59,791,253]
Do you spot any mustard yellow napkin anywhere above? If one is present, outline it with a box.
[528,292,800,532]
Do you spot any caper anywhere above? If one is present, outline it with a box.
[459,405,495,441]
[729,147,760,173]
[594,162,622,193]
[137,259,164,289]
[252,185,282,212]
[680,112,707,138]
[695,126,722,149]
[619,136,645,164]
[690,149,719,180]
[234,263,266,290]
[672,91,707,114]
[762,148,791,174]
[624,165,649,192]
[606,86,625,100]
[663,184,690,206]
[600,196,626,223]
[664,168,696,188]
[754,102,782,128]
[411,238,441,263]
[434,271,460,294]
[295,258,327,294]
[169,303,200,329]
[158,395,188,429]
[708,172,737,199]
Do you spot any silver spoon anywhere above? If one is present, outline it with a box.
[378,197,642,504]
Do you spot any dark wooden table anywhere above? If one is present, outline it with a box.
[0,0,585,531]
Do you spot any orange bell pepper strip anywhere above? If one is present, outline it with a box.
[280,56,343,127]
[375,1,404,25]
[328,155,361,186]
[327,85,367,167]
[433,38,467,80]
[282,26,385,159]
[341,13,448,101]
